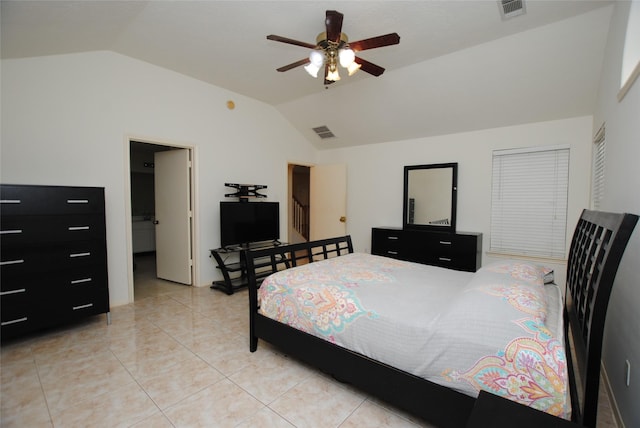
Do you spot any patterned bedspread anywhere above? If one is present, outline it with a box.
[258,253,569,419]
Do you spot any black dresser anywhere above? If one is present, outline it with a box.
[371,227,482,272]
[0,184,110,340]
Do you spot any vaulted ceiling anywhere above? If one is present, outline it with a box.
[1,1,615,149]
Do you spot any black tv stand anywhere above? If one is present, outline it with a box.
[210,240,287,295]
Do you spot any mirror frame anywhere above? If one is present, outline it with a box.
[403,162,458,232]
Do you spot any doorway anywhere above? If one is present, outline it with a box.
[288,162,347,243]
[288,164,310,244]
[129,140,195,300]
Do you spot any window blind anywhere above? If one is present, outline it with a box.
[592,124,606,210]
[490,146,570,259]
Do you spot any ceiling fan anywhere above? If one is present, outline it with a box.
[267,10,400,85]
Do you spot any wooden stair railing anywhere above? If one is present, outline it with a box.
[292,196,309,241]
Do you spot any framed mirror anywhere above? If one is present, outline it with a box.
[403,163,457,232]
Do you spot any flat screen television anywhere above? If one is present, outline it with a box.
[220,201,280,248]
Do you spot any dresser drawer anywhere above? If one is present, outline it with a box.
[1,287,51,338]
[423,253,476,271]
[1,287,33,322]
[1,314,36,339]
[1,241,107,278]
[0,185,104,216]
[1,277,108,322]
[1,267,107,297]
[1,280,108,331]
[67,284,110,312]
[410,232,480,271]
[1,214,106,248]
[419,233,479,257]
[53,286,110,322]
[371,228,404,258]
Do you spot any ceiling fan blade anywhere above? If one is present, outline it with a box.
[325,10,344,44]
[349,33,400,52]
[276,58,310,72]
[267,35,317,49]
[354,57,385,77]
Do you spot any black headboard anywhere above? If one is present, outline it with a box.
[564,209,638,427]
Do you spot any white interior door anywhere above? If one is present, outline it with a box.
[154,149,192,284]
[310,163,347,240]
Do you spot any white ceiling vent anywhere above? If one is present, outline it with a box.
[312,126,336,139]
[499,0,526,19]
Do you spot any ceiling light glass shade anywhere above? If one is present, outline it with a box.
[347,62,361,76]
[338,48,355,68]
[309,50,325,67]
[304,63,321,78]
[326,68,340,81]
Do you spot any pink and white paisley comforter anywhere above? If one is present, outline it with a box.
[258,253,569,419]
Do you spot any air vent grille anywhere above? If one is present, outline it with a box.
[499,0,526,19]
[312,126,336,139]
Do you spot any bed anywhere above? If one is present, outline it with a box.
[243,210,638,428]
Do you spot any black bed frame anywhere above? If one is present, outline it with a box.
[564,210,638,426]
[243,210,638,428]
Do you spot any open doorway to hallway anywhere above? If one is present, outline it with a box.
[129,140,194,300]
[288,164,310,244]
[288,162,348,244]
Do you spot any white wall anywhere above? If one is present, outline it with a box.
[317,116,594,287]
[593,2,640,427]
[1,51,317,306]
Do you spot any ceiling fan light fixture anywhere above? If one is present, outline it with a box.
[347,62,361,76]
[309,49,325,67]
[305,49,325,77]
[338,47,355,68]
[326,66,340,81]
[304,63,321,78]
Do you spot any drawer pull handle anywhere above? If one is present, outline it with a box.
[387,250,399,255]
[0,229,23,235]
[68,226,90,231]
[439,241,452,245]
[2,317,28,326]
[69,252,91,258]
[71,278,92,285]
[0,259,25,266]
[67,199,89,204]
[387,236,399,240]
[0,288,26,296]
[439,257,452,262]
[0,199,21,204]
[73,303,94,310]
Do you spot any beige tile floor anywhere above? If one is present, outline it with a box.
[0,254,618,428]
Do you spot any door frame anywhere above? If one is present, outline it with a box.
[124,136,199,302]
